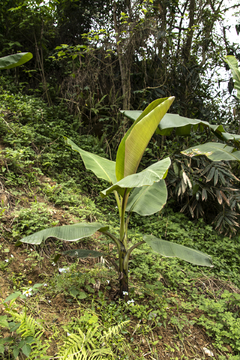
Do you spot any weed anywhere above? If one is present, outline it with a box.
[196,290,240,354]
[50,262,114,301]
[12,202,59,239]
[59,314,131,359]
[0,297,50,360]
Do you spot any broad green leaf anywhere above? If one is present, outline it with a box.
[120,110,142,122]
[122,111,239,143]
[116,97,174,180]
[101,157,171,197]
[0,52,33,70]
[144,235,212,266]
[69,288,79,297]
[158,114,225,136]
[224,55,240,99]
[25,337,35,344]
[182,142,240,162]
[13,347,20,359]
[0,337,14,345]
[64,249,104,258]
[20,223,109,245]
[4,291,22,303]
[219,132,240,142]
[126,180,167,216]
[78,291,87,299]
[22,344,31,357]
[64,137,116,183]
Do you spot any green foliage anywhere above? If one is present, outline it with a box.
[196,290,240,354]
[0,81,113,185]
[0,301,49,359]
[58,316,130,360]
[167,154,240,235]
[12,202,59,239]
[51,263,114,300]
[128,210,240,289]
[42,179,102,221]
[0,6,239,359]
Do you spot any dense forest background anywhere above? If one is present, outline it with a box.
[1,0,240,120]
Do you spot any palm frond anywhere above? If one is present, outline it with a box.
[167,154,240,235]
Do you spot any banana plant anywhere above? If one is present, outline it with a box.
[224,55,240,100]
[0,52,33,70]
[20,97,213,299]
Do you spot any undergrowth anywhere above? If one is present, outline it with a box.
[0,75,240,359]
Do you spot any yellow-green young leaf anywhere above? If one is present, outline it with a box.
[101,157,171,197]
[116,97,174,180]
[117,99,165,181]
[124,97,174,178]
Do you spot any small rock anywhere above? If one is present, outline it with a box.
[203,347,214,357]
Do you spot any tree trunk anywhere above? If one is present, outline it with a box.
[113,1,132,110]
[121,63,131,110]
[182,0,195,62]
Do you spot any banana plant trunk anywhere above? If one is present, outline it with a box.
[119,245,129,300]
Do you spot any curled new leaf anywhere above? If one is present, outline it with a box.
[116,97,174,180]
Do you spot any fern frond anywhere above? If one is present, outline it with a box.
[6,310,43,338]
[85,325,100,350]
[18,315,42,337]
[58,320,130,360]
[86,347,114,360]
[58,327,115,360]
[101,320,130,343]
[6,309,24,323]
[58,330,87,360]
